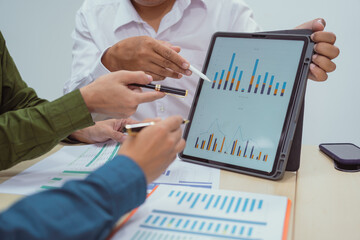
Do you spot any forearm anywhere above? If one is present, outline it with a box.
[0,90,94,170]
[0,155,147,240]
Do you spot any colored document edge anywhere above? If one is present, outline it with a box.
[106,185,160,240]
[282,198,292,240]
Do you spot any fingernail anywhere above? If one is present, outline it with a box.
[310,33,315,40]
[310,63,316,70]
[178,73,183,79]
[312,54,318,60]
[146,74,153,81]
[185,70,191,76]
[317,19,325,27]
[182,63,189,69]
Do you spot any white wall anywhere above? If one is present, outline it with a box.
[0,0,83,100]
[247,0,360,145]
[0,0,359,145]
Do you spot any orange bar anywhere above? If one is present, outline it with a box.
[274,89,278,95]
[235,81,240,91]
[201,141,205,149]
[238,150,242,156]
[219,137,225,153]
[258,152,262,160]
[250,75,255,85]
[196,144,199,148]
[225,71,231,84]
[231,77,235,84]
[265,155,268,162]
[207,134,214,151]
[281,89,285,94]
[213,143,217,151]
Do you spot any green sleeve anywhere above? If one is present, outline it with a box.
[0,32,94,170]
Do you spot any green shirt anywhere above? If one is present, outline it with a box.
[0,32,94,170]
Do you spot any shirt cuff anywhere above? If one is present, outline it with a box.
[89,47,111,81]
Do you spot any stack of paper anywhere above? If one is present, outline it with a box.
[111,185,291,240]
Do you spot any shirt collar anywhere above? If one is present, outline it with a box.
[112,0,207,33]
[113,0,144,32]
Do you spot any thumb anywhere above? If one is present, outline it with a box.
[295,18,326,32]
[110,131,127,143]
[113,70,152,85]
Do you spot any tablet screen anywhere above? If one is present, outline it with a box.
[182,35,305,174]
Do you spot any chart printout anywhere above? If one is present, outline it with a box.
[183,37,304,172]
[0,143,219,195]
[112,185,290,240]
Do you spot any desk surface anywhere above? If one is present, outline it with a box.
[0,145,359,240]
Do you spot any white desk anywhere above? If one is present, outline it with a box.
[0,145,359,239]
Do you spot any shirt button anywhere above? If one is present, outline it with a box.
[160,106,165,112]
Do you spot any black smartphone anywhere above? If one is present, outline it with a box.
[319,143,360,172]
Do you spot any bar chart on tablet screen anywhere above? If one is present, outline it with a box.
[183,37,304,173]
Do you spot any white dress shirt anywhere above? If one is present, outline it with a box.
[64,0,261,121]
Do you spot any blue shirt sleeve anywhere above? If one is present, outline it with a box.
[0,155,147,240]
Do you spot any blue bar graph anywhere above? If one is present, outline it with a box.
[175,219,182,228]
[234,197,242,213]
[242,198,249,212]
[187,192,194,202]
[205,195,214,209]
[199,221,205,231]
[160,217,167,226]
[183,220,190,229]
[191,193,201,208]
[178,192,187,205]
[214,195,221,208]
[220,196,228,210]
[226,197,235,213]
[202,194,208,202]
[250,199,256,212]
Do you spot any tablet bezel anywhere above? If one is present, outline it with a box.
[179,32,312,180]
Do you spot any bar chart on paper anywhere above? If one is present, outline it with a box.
[147,157,220,191]
[40,142,121,190]
[0,143,219,196]
[0,141,121,195]
[112,186,291,240]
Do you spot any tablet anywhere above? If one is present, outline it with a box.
[179,32,313,180]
